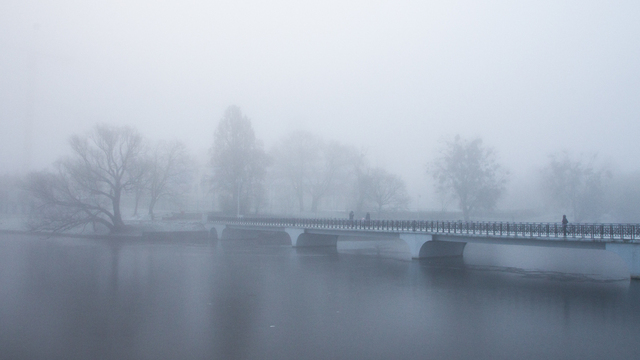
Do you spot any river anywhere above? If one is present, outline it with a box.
[1,233,639,360]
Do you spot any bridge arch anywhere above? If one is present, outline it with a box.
[399,234,466,259]
[207,224,226,240]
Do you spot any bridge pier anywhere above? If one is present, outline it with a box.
[285,228,305,246]
[208,224,226,240]
[605,243,640,279]
[399,234,466,259]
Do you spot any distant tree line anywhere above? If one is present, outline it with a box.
[10,105,639,234]
[210,107,411,217]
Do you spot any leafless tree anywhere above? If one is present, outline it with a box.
[270,132,359,213]
[25,124,145,232]
[364,168,411,213]
[146,140,193,219]
[428,135,508,221]
[540,151,610,222]
[270,131,320,213]
[210,106,268,215]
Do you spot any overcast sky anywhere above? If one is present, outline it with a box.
[1,0,639,207]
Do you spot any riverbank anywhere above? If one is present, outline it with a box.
[0,215,211,243]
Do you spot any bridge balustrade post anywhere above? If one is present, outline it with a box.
[609,224,613,240]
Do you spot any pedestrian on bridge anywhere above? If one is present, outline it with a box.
[562,215,568,237]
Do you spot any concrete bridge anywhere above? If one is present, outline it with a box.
[206,217,640,279]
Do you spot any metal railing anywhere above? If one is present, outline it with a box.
[209,216,640,243]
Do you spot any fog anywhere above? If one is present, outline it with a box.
[2,0,640,210]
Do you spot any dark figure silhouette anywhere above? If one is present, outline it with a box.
[562,215,568,237]
[349,211,354,221]
[365,212,370,226]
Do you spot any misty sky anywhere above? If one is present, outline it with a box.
[1,0,639,207]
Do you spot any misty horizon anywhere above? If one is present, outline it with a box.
[2,1,639,213]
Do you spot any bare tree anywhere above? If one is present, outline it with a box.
[270,131,321,213]
[25,124,145,232]
[210,106,268,215]
[541,151,610,222]
[146,140,193,219]
[306,141,358,213]
[364,168,411,213]
[428,135,508,221]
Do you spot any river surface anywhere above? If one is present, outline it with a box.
[1,233,639,360]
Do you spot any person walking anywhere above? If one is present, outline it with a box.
[562,215,568,237]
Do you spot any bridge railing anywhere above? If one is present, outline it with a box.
[208,216,639,242]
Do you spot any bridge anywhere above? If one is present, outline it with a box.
[206,217,640,279]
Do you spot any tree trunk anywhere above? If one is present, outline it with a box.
[148,197,157,220]
[112,188,126,232]
[310,196,320,213]
[133,188,142,216]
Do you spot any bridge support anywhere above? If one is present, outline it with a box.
[285,228,338,247]
[605,243,640,279]
[399,234,466,259]
[285,228,305,247]
[208,224,226,240]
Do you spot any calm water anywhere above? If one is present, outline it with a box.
[1,233,639,360]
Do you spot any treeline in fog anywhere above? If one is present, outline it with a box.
[2,105,640,233]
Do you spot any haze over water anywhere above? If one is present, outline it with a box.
[1,234,638,360]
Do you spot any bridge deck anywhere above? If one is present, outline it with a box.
[213,217,639,244]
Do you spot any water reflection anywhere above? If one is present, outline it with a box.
[0,234,639,360]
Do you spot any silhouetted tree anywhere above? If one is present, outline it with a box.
[428,135,507,221]
[306,140,357,213]
[210,106,268,215]
[364,168,411,213]
[270,132,359,213]
[541,151,610,222]
[26,124,145,232]
[270,131,321,213]
[146,140,193,219]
